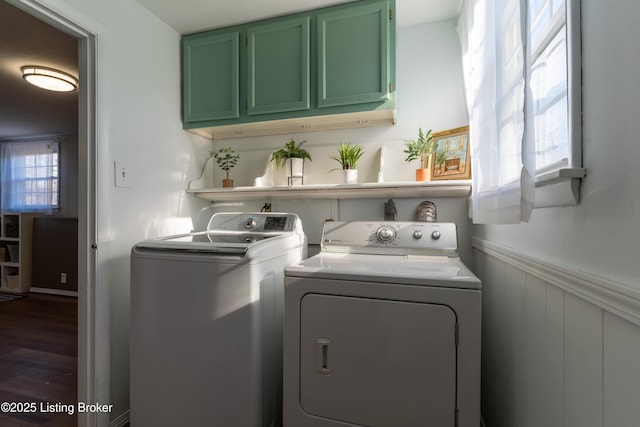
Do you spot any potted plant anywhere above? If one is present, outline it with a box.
[329,143,365,184]
[404,128,436,181]
[271,138,312,185]
[213,146,240,188]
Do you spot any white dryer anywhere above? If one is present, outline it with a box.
[131,212,306,427]
[283,221,481,427]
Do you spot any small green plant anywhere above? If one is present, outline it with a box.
[213,146,240,180]
[330,143,365,170]
[404,128,436,169]
[270,138,312,169]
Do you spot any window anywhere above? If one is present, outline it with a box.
[0,140,60,212]
[459,0,584,223]
[527,0,581,176]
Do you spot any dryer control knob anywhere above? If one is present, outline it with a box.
[431,230,441,240]
[412,230,423,239]
[376,225,396,243]
[243,218,257,229]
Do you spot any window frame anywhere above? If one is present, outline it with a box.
[0,140,61,213]
[528,0,586,207]
[24,148,60,210]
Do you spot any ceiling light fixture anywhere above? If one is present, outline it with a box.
[21,66,78,92]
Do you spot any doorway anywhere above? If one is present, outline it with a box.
[3,0,99,425]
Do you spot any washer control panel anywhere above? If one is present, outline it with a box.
[208,212,298,233]
[322,221,458,256]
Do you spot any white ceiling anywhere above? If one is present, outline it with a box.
[134,0,463,34]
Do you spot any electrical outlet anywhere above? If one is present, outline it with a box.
[114,160,131,188]
[61,273,67,284]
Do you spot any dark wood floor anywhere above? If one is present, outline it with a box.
[0,293,77,427]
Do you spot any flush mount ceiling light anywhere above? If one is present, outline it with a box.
[21,66,78,92]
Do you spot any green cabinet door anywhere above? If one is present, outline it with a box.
[247,17,310,115]
[182,31,240,122]
[318,1,391,108]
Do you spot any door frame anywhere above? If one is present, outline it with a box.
[7,0,100,425]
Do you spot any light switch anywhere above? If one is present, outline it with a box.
[115,160,131,188]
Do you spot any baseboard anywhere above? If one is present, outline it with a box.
[472,237,640,327]
[29,287,78,297]
[111,409,129,427]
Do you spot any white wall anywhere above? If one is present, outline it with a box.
[36,0,211,423]
[474,1,640,426]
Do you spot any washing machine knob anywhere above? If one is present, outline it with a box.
[413,230,423,239]
[376,225,396,243]
[243,218,257,229]
[431,230,441,240]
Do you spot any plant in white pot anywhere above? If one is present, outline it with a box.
[271,138,312,185]
[330,143,365,185]
[404,128,436,181]
[213,146,240,188]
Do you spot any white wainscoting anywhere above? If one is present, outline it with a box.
[473,238,640,427]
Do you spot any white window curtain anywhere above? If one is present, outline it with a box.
[459,0,536,224]
[0,140,60,213]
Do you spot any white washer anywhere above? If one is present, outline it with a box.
[284,221,481,427]
[131,212,307,427]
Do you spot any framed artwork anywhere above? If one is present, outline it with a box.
[431,125,471,180]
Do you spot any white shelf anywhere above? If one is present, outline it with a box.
[0,262,19,268]
[187,180,472,202]
[0,212,42,294]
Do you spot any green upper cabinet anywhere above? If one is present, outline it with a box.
[318,1,390,108]
[182,31,240,123]
[181,0,395,138]
[247,17,310,116]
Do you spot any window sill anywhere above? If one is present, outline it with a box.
[534,167,586,208]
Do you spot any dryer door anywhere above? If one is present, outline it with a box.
[300,293,457,427]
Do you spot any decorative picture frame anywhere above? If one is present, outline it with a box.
[431,125,471,180]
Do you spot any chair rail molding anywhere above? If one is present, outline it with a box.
[472,237,640,327]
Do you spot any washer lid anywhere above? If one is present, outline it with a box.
[134,232,248,254]
[285,252,481,289]
[134,231,304,260]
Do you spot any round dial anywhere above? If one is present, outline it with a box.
[375,225,396,243]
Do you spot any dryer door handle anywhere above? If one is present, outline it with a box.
[315,338,331,374]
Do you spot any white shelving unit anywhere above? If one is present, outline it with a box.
[186,180,472,202]
[0,212,42,294]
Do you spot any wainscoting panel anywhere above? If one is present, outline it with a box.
[523,274,545,427]
[545,284,564,427]
[473,238,640,427]
[564,293,602,427]
[603,313,640,426]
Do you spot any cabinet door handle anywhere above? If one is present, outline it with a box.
[315,338,330,374]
